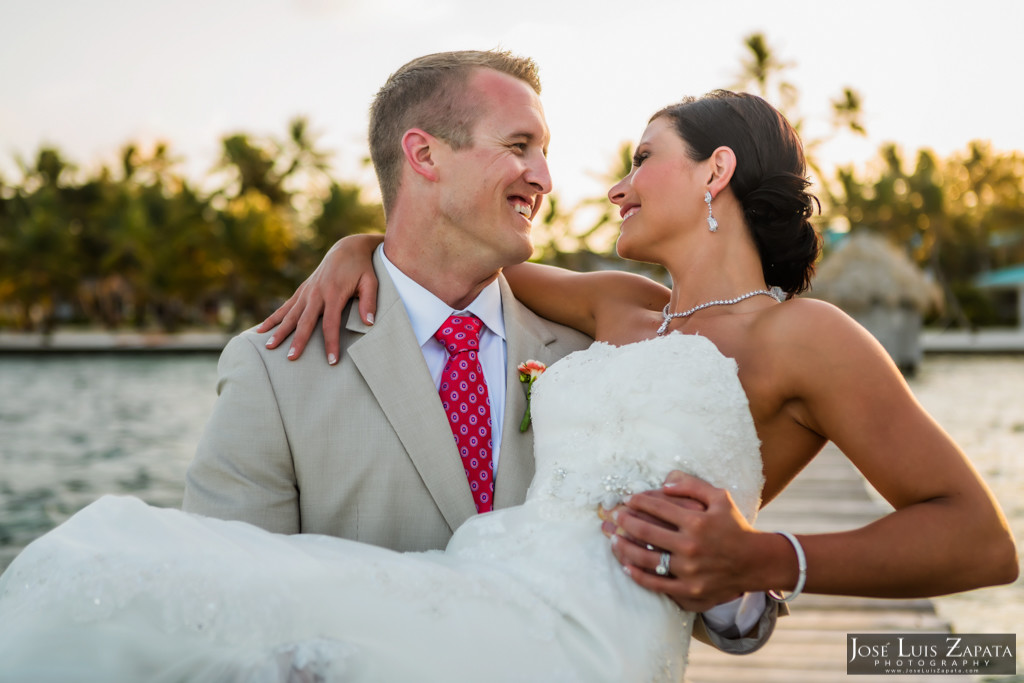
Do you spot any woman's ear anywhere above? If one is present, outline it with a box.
[401,128,440,182]
[705,146,736,199]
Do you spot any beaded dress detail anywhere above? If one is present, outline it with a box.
[0,333,764,683]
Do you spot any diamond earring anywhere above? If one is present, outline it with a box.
[704,191,718,232]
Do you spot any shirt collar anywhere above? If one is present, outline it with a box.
[379,245,506,346]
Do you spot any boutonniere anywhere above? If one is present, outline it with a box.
[517,360,547,432]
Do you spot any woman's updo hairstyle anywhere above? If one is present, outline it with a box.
[652,90,820,296]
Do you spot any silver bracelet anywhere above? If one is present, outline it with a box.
[767,531,806,603]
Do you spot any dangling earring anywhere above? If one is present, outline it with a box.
[704,191,718,232]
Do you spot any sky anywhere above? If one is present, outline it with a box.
[3,0,1023,206]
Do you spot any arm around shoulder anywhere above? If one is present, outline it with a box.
[503,262,669,338]
[182,332,301,534]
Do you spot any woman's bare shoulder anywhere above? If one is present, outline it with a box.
[757,297,875,344]
[749,297,898,383]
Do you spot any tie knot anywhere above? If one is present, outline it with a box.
[435,314,483,355]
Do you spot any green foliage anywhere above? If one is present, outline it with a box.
[731,32,866,205]
[0,119,383,332]
[733,33,799,112]
[727,32,1022,328]
[947,282,1002,327]
[3,33,1022,333]
[826,141,1024,328]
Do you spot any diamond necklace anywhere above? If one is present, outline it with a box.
[656,289,776,336]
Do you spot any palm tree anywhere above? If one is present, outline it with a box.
[733,33,866,210]
[215,116,332,209]
[733,33,798,112]
[831,88,866,136]
[2,148,82,331]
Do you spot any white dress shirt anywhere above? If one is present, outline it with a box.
[379,246,507,469]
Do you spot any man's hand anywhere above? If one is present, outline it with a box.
[599,471,758,612]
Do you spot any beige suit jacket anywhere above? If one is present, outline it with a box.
[182,253,781,651]
[182,252,592,551]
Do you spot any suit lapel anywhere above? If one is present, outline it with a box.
[494,275,565,509]
[347,253,478,532]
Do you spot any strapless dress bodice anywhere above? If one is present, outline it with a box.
[526,333,763,519]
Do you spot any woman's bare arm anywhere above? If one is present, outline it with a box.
[503,262,668,339]
[767,300,1018,596]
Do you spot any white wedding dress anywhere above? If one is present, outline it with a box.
[0,334,764,683]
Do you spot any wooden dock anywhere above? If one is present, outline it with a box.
[686,444,975,683]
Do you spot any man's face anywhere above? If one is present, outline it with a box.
[435,68,552,269]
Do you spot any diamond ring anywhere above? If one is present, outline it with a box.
[655,551,671,576]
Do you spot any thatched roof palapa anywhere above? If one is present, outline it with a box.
[809,231,942,314]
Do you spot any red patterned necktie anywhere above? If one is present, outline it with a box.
[435,314,494,513]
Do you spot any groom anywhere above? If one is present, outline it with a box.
[183,49,778,650]
[183,51,587,549]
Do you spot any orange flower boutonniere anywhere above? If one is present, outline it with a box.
[517,360,547,432]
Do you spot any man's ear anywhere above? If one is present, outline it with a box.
[705,146,737,199]
[401,128,440,182]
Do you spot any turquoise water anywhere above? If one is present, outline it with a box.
[1,353,1021,655]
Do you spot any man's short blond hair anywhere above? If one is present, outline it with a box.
[369,50,541,215]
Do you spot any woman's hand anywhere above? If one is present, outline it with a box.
[258,234,384,364]
[600,472,773,612]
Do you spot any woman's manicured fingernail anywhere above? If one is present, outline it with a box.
[266,336,276,347]
[328,354,337,365]
[287,348,297,359]
[366,313,374,325]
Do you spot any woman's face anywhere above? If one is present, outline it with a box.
[608,116,708,262]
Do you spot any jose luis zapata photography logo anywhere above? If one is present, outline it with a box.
[847,633,1016,675]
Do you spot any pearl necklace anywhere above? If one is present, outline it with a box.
[657,289,776,336]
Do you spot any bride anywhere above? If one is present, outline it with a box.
[261,88,1018,645]
[0,90,1016,682]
